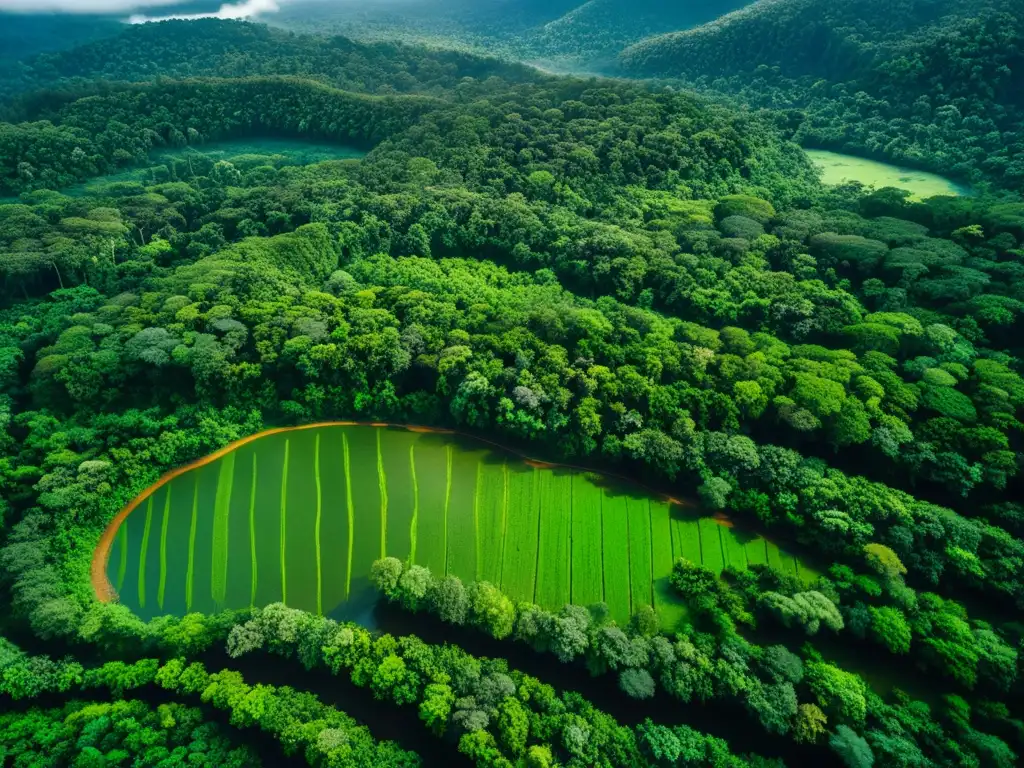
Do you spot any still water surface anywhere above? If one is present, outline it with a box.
[105,425,813,628]
[807,149,969,200]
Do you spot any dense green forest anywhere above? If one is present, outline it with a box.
[619,0,1024,187]
[271,0,1024,186]
[0,14,123,63]
[272,0,753,68]
[1,7,1023,768]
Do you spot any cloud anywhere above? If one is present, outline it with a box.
[0,0,281,16]
[0,0,187,11]
[128,0,278,23]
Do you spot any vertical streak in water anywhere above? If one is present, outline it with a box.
[249,453,258,608]
[533,468,542,604]
[376,429,388,558]
[474,460,483,581]
[409,443,419,564]
[138,497,153,609]
[211,452,235,606]
[499,461,509,587]
[280,438,290,606]
[648,500,655,607]
[158,485,171,610]
[117,524,128,592]
[314,433,322,616]
[186,478,199,612]
[443,445,452,575]
[624,494,631,616]
[343,432,354,599]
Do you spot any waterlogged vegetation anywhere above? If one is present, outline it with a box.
[105,424,810,626]
[805,150,969,201]
[34,138,368,199]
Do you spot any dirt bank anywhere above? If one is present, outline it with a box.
[92,422,698,603]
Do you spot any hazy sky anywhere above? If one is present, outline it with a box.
[0,0,190,10]
[0,0,280,16]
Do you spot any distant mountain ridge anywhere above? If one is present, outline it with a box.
[5,0,1022,187]
[0,18,544,118]
[0,13,123,63]
[617,0,1024,187]
[273,0,755,67]
[530,0,752,62]
[618,0,1022,80]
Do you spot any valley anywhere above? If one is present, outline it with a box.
[0,5,1022,768]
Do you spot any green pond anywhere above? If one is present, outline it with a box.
[154,137,367,167]
[806,149,969,200]
[105,425,813,628]
[1,138,366,202]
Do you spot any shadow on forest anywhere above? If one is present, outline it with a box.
[372,600,843,768]
[199,645,472,768]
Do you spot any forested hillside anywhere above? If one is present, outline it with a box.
[619,0,1024,187]
[523,0,752,64]
[274,0,753,67]
[272,0,582,57]
[0,19,542,114]
[0,13,123,63]
[268,0,1024,186]
[1,13,1024,768]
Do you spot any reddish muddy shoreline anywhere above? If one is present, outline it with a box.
[91,422,698,603]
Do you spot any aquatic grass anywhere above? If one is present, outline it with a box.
[376,429,388,559]
[211,452,235,605]
[343,432,354,599]
[314,433,322,616]
[767,541,800,577]
[501,468,540,602]
[806,149,966,200]
[186,478,199,612]
[536,472,572,610]
[409,438,445,574]
[766,540,788,572]
[796,559,819,584]
[600,492,632,624]
[108,425,813,622]
[249,454,258,607]
[721,527,748,570]
[650,500,686,630]
[570,476,603,607]
[138,497,153,609]
[673,518,702,565]
[445,449,477,583]
[534,472,542,598]
[409,443,419,564]
[473,461,484,581]
[698,518,725,575]
[566,474,571,598]
[476,460,506,585]
[116,520,128,592]
[444,444,452,574]
[745,537,768,567]
[627,498,653,615]
[499,462,509,585]
[280,438,290,605]
[158,486,171,610]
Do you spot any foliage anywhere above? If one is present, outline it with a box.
[618,0,1024,189]
[0,13,1023,768]
[0,637,416,768]
[0,699,259,767]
